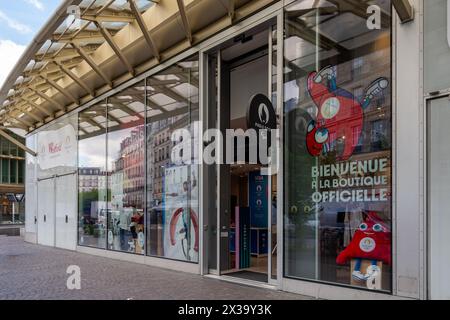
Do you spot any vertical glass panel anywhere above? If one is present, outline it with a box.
[106,82,145,255]
[10,160,17,184]
[146,54,200,263]
[78,102,107,249]
[1,159,8,225]
[2,139,9,156]
[25,135,37,230]
[271,24,278,280]
[2,159,9,183]
[18,147,25,158]
[10,144,18,157]
[284,0,392,292]
[18,160,24,184]
[206,53,218,271]
[0,131,25,224]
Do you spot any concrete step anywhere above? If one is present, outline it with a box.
[0,227,21,237]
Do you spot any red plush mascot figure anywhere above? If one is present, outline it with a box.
[336,211,391,282]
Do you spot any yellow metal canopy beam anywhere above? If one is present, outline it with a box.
[17,107,42,123]
[35,45,100,62]
[53,29,119,44]
[14,116,35,130]
[177,0,193,44]
[42,76,79,105]
[30,88,65,112]
[56,61,95,97]
[128,0,160,62]
[2,104,41,125]
[95,21,135,76]
[229,0,236,21]
[392,0,414,23]
[0,129,37,157]
[22,97,54,118]
[72,42,113,87]
[82,10,135,24]
[0,0,279,132]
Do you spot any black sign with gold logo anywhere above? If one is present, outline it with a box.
[246,94,276,131]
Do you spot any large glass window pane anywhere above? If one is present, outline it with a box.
[284,0,392,292]
[18,160,24,184]
[106,82,145,254]
[10,144,18,157]
[2,159,9,184]
[78,102,107,249]
[146,55,200,262]
[2,139,9,156]
[18,147,25,158]
[10,160,17,184]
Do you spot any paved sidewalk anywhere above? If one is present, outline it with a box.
[0,236,310,300]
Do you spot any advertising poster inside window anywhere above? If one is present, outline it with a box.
[284,0,392,292]
[78,103,107,250]
[146,54,199,263]
[163,165,199,262]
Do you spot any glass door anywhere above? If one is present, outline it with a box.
[202,52,219,275]
[205,24,278,284]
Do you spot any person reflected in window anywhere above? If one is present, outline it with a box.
[130,209,144,253]
[119,207,132,251]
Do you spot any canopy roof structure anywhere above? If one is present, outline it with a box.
[0,0,409,137]
[0,0,276,133]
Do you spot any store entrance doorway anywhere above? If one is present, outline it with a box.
[204,23,278,284]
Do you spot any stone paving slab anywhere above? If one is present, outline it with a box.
[0,236,311,300]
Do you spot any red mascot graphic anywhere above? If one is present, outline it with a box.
[169,208,199,259]
[336,211,391,282]
[306,66,389,161]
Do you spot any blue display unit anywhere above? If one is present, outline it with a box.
[230,229,236,252]
[248,172,269,256]
[249,172,268,228]
[251,228,268,256]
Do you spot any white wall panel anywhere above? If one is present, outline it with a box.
[428,97,450,299]
[394,0,423,299]
[37,179,55,247]
[25,134,37,240]
[55,174,77,251]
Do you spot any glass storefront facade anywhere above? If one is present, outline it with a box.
[78,102,107,249]
[0,132,26,225]
[77,55,199,262]
[69,0,394,293]
[107,83,146,254]
[283,0,392,291]
[146,56,199,262]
